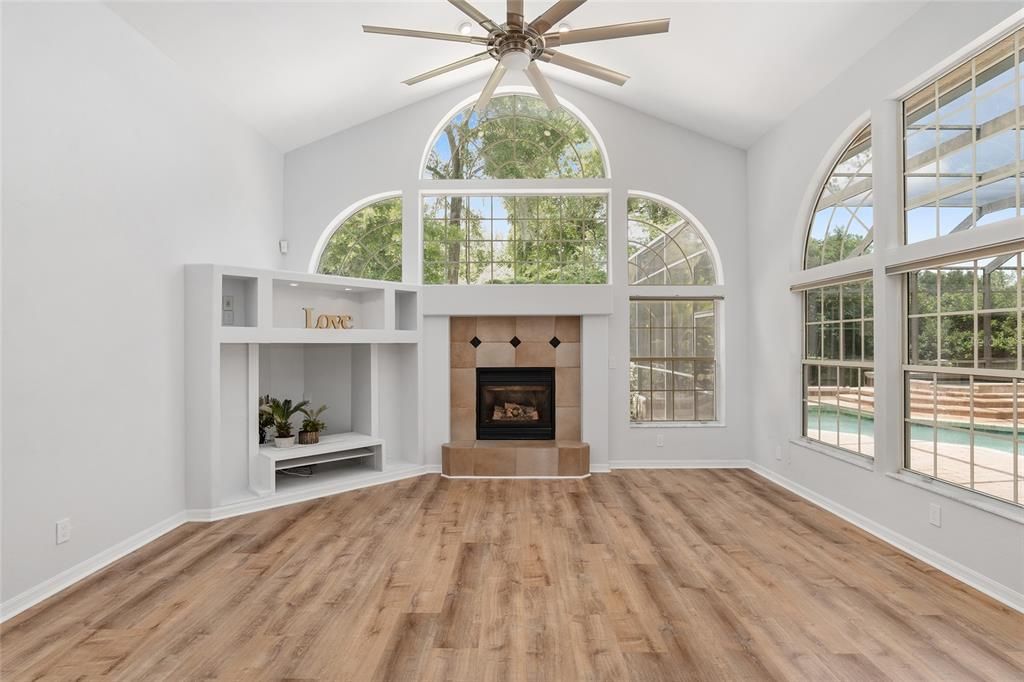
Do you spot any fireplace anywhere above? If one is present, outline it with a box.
[476,367,555,440]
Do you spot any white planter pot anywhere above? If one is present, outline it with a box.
[274,436,296,448]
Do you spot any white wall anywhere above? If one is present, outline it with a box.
[2,3,283,602]
[283,77,749,471]
[747,1,1024,605]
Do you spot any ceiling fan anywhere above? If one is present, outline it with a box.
[363,0,669,113]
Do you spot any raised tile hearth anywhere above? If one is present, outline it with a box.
[441,440,590,477]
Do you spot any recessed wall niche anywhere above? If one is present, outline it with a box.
[272,278,385,330]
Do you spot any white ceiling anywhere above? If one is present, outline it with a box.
[109,1,925,152]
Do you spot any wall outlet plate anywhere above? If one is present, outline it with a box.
[656,434,664,447]
[929,503,941,527]
[56,518,72,544]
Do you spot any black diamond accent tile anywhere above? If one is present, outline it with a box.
[509,336,521,348]
[470,337,482,348]
[549,336,561,348]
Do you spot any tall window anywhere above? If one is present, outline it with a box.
[630,299,717,422]
[905,252,1022,505]
[317,197,402,281]
[904,29,1023,243]
[802,279,876,457]
[805,125,874,268]
[424,93,606,180]
[627,196,717,285]
[422,194,607,284]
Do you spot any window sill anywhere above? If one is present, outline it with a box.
[789,438,875,471]
[886,470,1024,525]
[630,421,726,429]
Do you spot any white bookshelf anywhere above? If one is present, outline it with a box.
[185,265,423,513]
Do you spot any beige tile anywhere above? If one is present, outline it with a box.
[558,445,590,475]
[450,368,476,409]
[515,316,555,341]
[450,317,476,342]
[556,368,581,407]
[515,440,558,448]
[450,408,476,442]
[477,316,515,342]
[450,342,476,369]
[555,407,581,440]
[516,342,555,367]
[443,447,474,476]
[473,449,516,476]
[555,342,580,368]
[516,448,558,475]
[476,342,515,367]
[554,316,581,342]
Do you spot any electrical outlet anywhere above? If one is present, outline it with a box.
[656,434,664,447]
[56,518,72,545]
[929,503,941,527]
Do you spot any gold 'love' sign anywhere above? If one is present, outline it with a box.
[303,308,354,330]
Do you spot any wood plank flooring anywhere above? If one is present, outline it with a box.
[3,470,1022,681]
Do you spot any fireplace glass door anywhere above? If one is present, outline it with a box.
[476,367,555,440]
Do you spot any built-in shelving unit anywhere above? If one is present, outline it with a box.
[185,265,423,514]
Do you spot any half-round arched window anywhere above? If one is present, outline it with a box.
[804,124,873,268]
[423,93,606,180]
[316,196,403,281]
[627,195,717,285]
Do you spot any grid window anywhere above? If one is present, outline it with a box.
[905,251,1023,505]
[629,299,716,423]
[627,196,717,285]
[423,94,606,180]
[904,29,1023,243]
[802,278,875,457]
[805,125,874,268]
[317,197,402,281]
[422,195,607,285]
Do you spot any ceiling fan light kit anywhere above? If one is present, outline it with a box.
[363,0,670,113]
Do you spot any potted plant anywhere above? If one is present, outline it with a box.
[298,405,328,444]
[268,398,308,448]
[258,394,275,445]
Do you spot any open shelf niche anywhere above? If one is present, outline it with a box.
[186,264,422,512]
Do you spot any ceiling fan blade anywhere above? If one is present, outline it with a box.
[403,52,493,86]
[475,63,508,113]
[540,49,628,86]
[448,0,501,33]
[507,0,524,30]
[529,0,586,34]
[544,18,670,47]
[363,25,488,45]
[525,62,560,110]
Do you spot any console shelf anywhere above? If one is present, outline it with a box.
[253,432,384,494]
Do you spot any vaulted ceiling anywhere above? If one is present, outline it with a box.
[109,1,925,152]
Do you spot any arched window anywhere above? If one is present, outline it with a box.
[804,124,873,268]
[627,195,717,285]
[423,93,606,180]
[316,197,402,281]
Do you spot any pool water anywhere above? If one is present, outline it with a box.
[807,405,1015,454]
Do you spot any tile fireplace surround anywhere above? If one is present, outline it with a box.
[445,315,589,477]
[450,315,581,442]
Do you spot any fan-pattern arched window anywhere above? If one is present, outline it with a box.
[627,196,716,285]
[423,93,606,180]
[804,125,874,268]
[317,197,402,281]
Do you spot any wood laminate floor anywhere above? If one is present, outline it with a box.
[2,470,1022,681]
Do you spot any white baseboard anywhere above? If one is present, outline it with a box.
[1,511,188,622]
[608,459,750,469]
[187,464,436,522]
[748,463,1024,614]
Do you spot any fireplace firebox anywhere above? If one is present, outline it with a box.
[476,367,555,440]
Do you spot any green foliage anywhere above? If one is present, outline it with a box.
[300,404,328,433]
[805,231,866,269]
[318,198,403,281]
[267,398,309,438]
